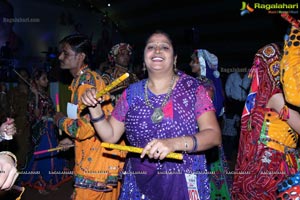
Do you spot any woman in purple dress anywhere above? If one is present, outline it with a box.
[81,30,221,200]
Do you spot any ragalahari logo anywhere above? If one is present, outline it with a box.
[240,2,254,16]
[240,2,298,15]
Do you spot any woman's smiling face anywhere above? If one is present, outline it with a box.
[144,33,176,72]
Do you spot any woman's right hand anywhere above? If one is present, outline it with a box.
[81,88,100,107]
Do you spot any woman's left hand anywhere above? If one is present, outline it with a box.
[141,139,174,160]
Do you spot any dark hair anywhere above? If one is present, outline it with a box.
[59,34,92,64]
[32,68,47,81]
[16,67,29,82]
[145,30,177,56]
[0,0,14,18]
[17,67,29,76]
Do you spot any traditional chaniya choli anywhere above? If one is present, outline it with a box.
[114,71,214,200]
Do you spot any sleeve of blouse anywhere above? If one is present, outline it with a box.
[195,85,215,119]
[112,90,129,122]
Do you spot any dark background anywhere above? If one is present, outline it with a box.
[0,0,299,80]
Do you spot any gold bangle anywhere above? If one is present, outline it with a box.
[0,151,17,167]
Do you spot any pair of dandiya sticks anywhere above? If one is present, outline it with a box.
[33,72,183,161]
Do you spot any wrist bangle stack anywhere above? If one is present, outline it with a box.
[0,151,17,167]
[190,135,198,153]
[90,113,105,123]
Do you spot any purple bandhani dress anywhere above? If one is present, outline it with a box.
[112,71,214,200]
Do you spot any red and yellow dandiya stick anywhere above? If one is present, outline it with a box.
[281,13,300,28]
[80,72,130,110]
[33,144,74,155]
[55,93,62,135]
[101,142,183,160]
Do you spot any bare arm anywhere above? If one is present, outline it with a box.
[267,93,300,133]
[82,88,125,143]
[194,110,222,150]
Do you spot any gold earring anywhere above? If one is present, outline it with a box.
[174,62,178,73]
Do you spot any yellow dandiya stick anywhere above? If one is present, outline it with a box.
[33,144,74,155]
[55,93,62,136]
[95,73,129,99]
[80,72,130,110]
[101,142,183,160]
